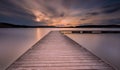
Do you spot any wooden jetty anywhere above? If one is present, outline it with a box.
[60,30,120,34]
[7,31,114,70]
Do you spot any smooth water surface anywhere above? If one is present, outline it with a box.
[0,28,120,70]
[0,28,50,70]
[66,32,120,70]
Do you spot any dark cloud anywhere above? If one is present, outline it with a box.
[101,3,120,14]
[0,0,35,19]
[107,18,120,24]
[87,12,100,16]
[102,7,120,14]
[84,2,120,18]
[80,18,87,20]
[99,19,120,25]
[0,0,120,26]
[82,18,120,25]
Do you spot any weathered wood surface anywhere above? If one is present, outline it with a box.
[7,31,114,70]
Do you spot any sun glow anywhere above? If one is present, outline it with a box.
[32,10,82,27]
[32,10,49,22]
[49,17,81,27]
[35,17,41,22]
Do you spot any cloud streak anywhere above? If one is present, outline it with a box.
[0,0,120,26]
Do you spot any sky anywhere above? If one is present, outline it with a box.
[0,0,120,26]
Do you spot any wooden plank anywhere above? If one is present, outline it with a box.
[6,31,114,70]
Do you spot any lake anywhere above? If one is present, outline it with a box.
[0,28,120,70]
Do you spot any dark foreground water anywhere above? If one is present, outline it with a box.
[0,28,120,70]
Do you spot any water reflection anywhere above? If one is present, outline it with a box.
[0,28,49,70]
[36,28,41,39]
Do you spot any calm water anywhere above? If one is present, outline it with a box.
[0,28,120,70]
[66,33,120,70]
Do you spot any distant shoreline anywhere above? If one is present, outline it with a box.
[0,23,120,28]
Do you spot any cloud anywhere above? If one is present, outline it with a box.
[95,18,120,25]
[87,12,100,16]
[82,2,120,24]
[80,18,88,20]
[0,0,120,26]
[101,3,120,14]
[106,18,120,24]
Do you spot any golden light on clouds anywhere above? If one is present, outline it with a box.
[32,10,85,27]
[2,0,119,26]
[50,17,82,27]
[32,10,47,22]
